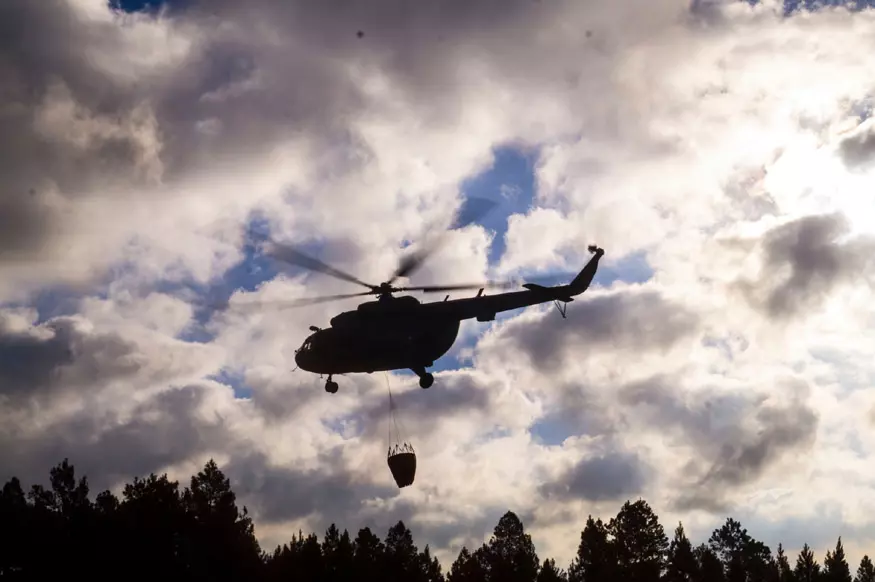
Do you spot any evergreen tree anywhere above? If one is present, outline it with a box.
[354,526,386,581]
[323,524,356,582]
[567,516,615,582]
[385,521,422,580]
[418,545,446,582]
[776,544,794,582]
[609,499,668,582]
[823,537,852,582]
[665,522,699,582]
[794,544,821,582]
[448,546,488,582]
[182,459,263,580]
[856,556,875,582]
[708,517,774,582]
[482,511,540,582]
[694,544,726,582]
[538,558,567,582]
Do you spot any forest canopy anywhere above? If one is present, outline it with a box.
[1,458,872,581]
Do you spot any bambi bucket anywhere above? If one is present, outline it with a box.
[387,444,416,488]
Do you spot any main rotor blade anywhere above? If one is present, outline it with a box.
[389,196,499,284]
[263,242,376,290]
[216,290,375,312]
[394,281,519,293]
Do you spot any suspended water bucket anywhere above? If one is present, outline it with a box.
[384,373,417,488]
[387,442,417,488]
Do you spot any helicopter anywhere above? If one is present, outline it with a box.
[258,235,605,394]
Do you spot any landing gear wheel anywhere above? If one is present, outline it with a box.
[419,373,434,389]
[325,380,338,394]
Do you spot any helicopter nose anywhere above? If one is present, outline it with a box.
[294,347,311,370]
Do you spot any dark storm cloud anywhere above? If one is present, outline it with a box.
[0,315,141,400]
[225,450,397,526]
[618,376,819,512]
[0,1,167,260]
[838,121,875,170]
[734,213,875,319]
[498,289,700,372]
[0,315,76,394]
[0,383,233,493]
[540,449,651,503]
[696,398,817,490]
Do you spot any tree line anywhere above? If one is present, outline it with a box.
[0,458,872,581]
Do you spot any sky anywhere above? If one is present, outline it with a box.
[2,0,875,570]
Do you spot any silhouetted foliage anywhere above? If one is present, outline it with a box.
[449,546,488,582]
[538,558,568,582]
[695,543,726,582]
[776,543,794,582]
[665,523,698,582]
[856,555,875,582]
[481,511,540,582]
[795,543,821,582]
[2,458,874,581]
[610,499,668,582]
[824,537,853,582]
[568,515,616,582]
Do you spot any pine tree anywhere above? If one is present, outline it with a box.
[567,515,615,582]
[665,522,699,582]
[448,546,488,582]
[695,544,726,582]
[354,526,386,581]
[418,545,445,582]
[182,459,263,580]
[609,500,668,582]
[323,524,355,582]
[823,537,852,582]
[482,511,540,582]
[538,558,567,581]
[855,555,875,582]
[385,521,422,580]
[776,544,794,582]
[794,543,821,582]
[708,517,773,582]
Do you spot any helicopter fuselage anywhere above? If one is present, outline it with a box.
[294,247,604,390]
[294,311,461,376]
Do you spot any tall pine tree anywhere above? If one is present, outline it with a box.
[794,543,821,582]
[855,555,875,582]
[609,500,668,582]
[448,546,487,582]
[482,511,540,582]
[823,537,852,582]
[776,544,793,582]
[567,516,615,582]
[665,522,699,582]
[695,544,726,582]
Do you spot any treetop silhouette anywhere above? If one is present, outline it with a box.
[1,457,870,581]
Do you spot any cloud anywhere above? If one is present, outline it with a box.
[540,448,652,503]
[225,449,398,527]
[730,213,875,319]
[489,286,700,373]
[0,381,239,493]
[838,117,875,170]
[619,375,819,512]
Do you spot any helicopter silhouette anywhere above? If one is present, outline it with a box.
[248,203,604,394]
